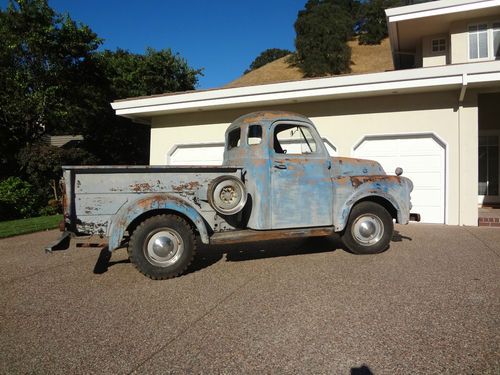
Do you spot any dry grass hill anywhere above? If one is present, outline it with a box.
[225,38,394,88]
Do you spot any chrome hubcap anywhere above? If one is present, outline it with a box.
[352,214,384,246]
[145,230,183,267]
[220,186,237,205]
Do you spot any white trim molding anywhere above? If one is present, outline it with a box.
[386,0,500,23]
[112,61,500,122]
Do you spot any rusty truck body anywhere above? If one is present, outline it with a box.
[50,111,419,279]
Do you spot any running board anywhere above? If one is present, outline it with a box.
[210,227,335,245]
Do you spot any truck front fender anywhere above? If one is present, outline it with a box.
[107,194,210,251]
[334,188,409,232]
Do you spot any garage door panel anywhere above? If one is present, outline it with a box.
[412,206,444,224]
[354,136,445,224]
[398,155,442,172]
[410,190,443,207]
[169,145,224,165]
[407,172,442,188]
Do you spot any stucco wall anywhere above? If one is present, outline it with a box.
[422,34,449,67]
[150,90,478,226]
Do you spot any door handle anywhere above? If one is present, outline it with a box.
[274,163,287,169]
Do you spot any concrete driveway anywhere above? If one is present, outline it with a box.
[0,224,498,374]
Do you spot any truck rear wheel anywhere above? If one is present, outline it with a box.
[128,214,196,280]
[342,201,393,254]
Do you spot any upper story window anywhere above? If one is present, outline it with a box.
[227,128,240,150]
[494,22,500,59]
[432,38,446,52]
[273,124,317,155]
[469,22,500,61]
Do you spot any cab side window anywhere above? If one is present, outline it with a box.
[248,125,262,145]
[227,128,241,150]
[273,124,317,155]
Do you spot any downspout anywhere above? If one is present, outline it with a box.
[457,73,468,225]
[459,73,468,103]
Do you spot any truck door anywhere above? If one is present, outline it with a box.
[270,122,333,229]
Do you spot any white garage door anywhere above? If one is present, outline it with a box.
[354,135,445,224]
[168,144,224,165]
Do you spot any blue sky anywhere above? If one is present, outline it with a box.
[40,0,306,89]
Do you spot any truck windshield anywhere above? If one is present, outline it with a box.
[274,124,317,155]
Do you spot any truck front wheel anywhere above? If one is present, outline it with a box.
[342,201,393,254]
[128,214,196,279]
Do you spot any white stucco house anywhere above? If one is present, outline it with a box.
[111,0,500,226]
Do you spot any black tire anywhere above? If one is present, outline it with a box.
[341,201,393,254]
[128,214,196,280]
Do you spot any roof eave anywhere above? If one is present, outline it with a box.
[113,61,500,120]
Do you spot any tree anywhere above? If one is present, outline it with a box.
[17,143,99,202]
[86,48,202,165]
[244,48,292,74]
[0,0,105,177]
[0,0,203,214]
[293,0,354,76]
[358,0,401,45]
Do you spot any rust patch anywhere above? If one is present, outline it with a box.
[134,194,190,211]
[210,226,334,244]
[241,111,298,124]
[333,176,351,185]
[336,157,375,165]
[171,181,201,192]
[130,182,153,192]
[350,175,401,188]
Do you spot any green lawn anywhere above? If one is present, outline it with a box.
[0,215,63,238]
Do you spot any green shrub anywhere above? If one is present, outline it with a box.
[38,199,61,217]
[0,177,37,220]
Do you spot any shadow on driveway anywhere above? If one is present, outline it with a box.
[93,230,412,276]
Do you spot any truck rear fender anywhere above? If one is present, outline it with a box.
[108,194,210,251]
[334,189,407,233]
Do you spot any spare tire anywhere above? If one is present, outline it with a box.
[208,175,247,215]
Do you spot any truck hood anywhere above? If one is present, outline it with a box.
[331,157,386,176]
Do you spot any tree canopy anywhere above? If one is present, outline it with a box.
[358,0,401,45]
[244,48,292,74]
[0,0,202,219]
[294,0,354,76]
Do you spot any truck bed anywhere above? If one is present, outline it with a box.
[63,165,242,236]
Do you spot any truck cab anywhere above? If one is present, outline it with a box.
[221,111,413,235]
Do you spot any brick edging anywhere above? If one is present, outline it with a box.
[478,217,500,227]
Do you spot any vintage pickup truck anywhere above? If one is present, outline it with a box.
[49,111,419,279]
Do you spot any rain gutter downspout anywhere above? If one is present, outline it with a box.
[457,73,468,225]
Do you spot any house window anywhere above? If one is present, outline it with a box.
[494,22,500,59]
[469,24,488,59]
[468,22,500,60]
[432,38,446,52]
[479,136,499,196]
